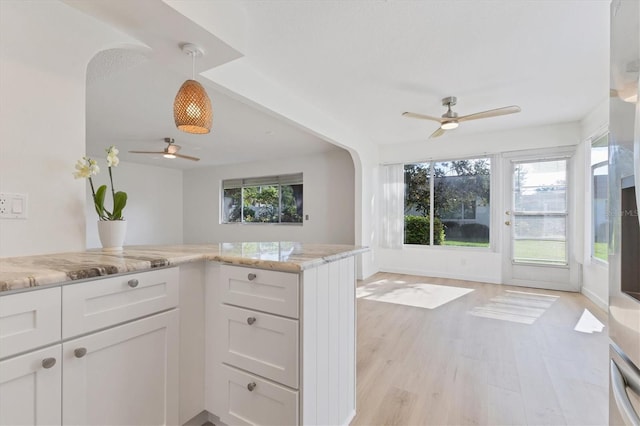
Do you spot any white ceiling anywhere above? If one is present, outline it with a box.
[82,0,609,169]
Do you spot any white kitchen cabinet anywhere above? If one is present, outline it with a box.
[208,258,357,426]
[0,287,61,359]
[0,267,182,426]
[0,345,62,426]
[62,309,179,426]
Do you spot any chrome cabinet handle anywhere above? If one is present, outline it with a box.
[247,382,256,392]
[505,221,511,226]
[74,347,87,358]
[247,273,257,281]
[247,317,256,325]
[505,210,511,215]
[41,357,56,369]
[127,279,139,288]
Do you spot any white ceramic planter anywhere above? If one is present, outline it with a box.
[97,220,127,252]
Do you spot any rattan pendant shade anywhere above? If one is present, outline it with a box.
[173,79,212,134]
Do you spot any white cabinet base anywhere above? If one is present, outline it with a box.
[62,310,179,426]
[0,345,62,426]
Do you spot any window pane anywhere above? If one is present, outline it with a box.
[513,239,567,265]
[281,184,303,223]
[222,188,242,223]
[592,145,608,261]
[434,159,491,247]
[404,163,431,245]
[513,160,567,212]
[243,185,279,223]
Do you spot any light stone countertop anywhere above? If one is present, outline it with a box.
[0,242,368,294]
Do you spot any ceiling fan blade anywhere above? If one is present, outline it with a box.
[458,105,521,122]
[128,150,165,154]
[402,111,443,123]
[429,127,446,139]
[174,153,200,161]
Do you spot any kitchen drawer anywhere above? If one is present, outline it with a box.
[221,305,299,388]
[0,287,61,359]
[220,265,299,318]
[219,365,298,426]
[62,268,179,338]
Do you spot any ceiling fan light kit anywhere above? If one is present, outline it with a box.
[129,138,200,161]
[403,95,521,138]
[173,43,213,135]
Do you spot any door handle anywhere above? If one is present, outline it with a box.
[611,359,640,425]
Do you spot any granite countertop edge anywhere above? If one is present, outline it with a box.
[0,243,369,295]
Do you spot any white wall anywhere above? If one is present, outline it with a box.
[377,122,582,284]
[0,0,141,257]
[86,161,184,248]
[183,150,355,245]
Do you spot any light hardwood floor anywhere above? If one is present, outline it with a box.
[351,273,609,426]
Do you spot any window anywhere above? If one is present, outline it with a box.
[404,158,491,247]
[222,173,303,224]
[591,135,608,262]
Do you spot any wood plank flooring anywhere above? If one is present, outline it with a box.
[351,273,609,426]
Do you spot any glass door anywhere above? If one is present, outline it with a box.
[502,156,579,291]
[512,159,568,265]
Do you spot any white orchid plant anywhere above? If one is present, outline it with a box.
[73,146,127,221]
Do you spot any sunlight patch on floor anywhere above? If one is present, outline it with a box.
[469,290,559,324]
[574,308,605,333]
[356,280,473,309]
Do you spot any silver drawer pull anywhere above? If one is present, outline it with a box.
[74,347,87,358]
[247,317,256,325]
[127,279,139,288]
[247,273,257,281]
[247,382,256,392]
[42,357,56,369]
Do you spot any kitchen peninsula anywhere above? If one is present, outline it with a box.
[0,242,367,426]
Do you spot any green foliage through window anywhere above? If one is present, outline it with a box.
[222,175,303,224]
[404,158,491,247]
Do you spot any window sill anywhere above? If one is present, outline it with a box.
[402,244,494,253]
[221,222,303,226]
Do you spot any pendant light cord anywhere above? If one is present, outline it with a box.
[191,52,195,80]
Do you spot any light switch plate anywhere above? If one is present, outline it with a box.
[0,192,28,219]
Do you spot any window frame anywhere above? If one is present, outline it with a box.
[590,134,609,264]
[221,173,303,225]
[403,156,494,250]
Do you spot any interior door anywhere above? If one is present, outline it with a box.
[502,156,580,291]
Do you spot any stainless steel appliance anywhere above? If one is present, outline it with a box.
[609,1,640,424]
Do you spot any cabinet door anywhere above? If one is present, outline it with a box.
[0,345,61,426]
[62,310,179,426]
[219,365,298,426]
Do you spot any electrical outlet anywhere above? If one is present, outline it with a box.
[0,193,28,219]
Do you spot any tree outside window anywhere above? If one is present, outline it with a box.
[404,158,491,247]
[222,174,303,224]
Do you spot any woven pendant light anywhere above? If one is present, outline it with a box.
[174,44,213,134]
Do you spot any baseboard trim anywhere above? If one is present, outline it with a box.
[378,266,501,284]
[581,286,609,312]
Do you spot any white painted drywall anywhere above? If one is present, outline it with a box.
[85,161,183,248]
[0,0,141,257]
[376,122,583,284]
[201,58,379,278]
[183,150,355,245]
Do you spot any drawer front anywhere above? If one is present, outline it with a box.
[0,287,61,359]
[62,268,179,338]
[221,305,299,388]
[219,365,298,426]
[220,265,299,318]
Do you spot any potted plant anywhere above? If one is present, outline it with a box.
[73,146,128,251]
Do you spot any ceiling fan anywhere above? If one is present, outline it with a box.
[129,137,200,161]
[402,96,521,138]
